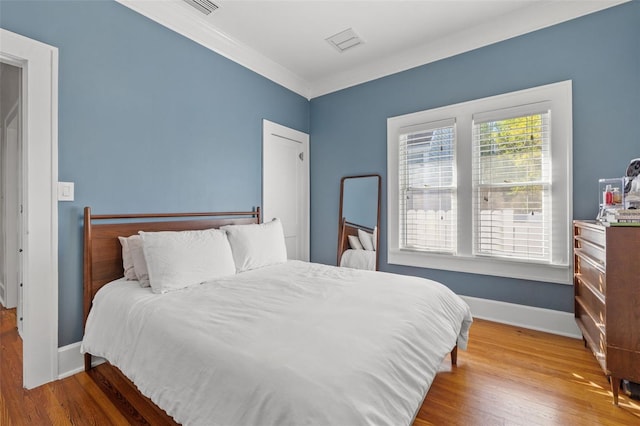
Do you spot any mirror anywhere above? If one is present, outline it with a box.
[337,174,381,270]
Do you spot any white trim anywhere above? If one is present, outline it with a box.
[0,29,59,389]
[58,342,104,380]
[461,295,581,339]
[116,0,310,97]
[310,1,627,98]
[57,342,84,379]
[116,0,626,99]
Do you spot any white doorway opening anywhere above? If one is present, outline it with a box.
[0,28,59,389]
[1,63,22,320]
[262,119,309,261]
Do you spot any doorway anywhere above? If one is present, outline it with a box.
[1,62,23,335]
[0,28,59,389]
[262,119,309,261]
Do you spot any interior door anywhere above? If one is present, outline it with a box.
[262,120,309,261]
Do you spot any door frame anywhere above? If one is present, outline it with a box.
[0,28,59,389]
[2,98,20,310]
[262,119,309,261]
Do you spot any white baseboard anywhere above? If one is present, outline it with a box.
[58,342,104,380]
[57,296,580,379]
[461,295,581,339]
[58,342,83,379]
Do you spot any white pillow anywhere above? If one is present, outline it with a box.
[358,228,375,251]
[373,226,378,251]
[140,229,235,294]
[221,219,288,272]
[118,235,139,280]
[128,235,150,287]
[348,235,363,250]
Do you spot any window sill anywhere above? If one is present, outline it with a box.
[388,248,572,284]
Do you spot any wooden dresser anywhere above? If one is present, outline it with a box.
[573,220,640,405]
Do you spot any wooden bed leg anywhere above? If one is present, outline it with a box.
[84,353,92,372]
[610,376,620,406]
[450,346,458,366]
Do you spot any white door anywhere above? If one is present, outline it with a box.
[262,120,309,261]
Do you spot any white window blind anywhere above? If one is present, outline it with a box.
[399,119,456,253]
[472,103,551,262]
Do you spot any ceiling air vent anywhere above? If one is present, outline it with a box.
[183,0,219,15]
[326,28,364,53]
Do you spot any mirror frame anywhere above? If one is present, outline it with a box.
[337,174,382,270]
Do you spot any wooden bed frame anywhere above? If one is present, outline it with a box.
[83,206,260,372]
[82,206,261,424]
[82,205,458,423]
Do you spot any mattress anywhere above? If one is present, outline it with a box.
[82,260,472,426]
[340,248,376,270]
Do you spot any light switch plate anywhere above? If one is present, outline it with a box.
[57,182,74,201]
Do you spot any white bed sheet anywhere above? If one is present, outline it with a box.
[339,249,376,270]
[82,260,472,426]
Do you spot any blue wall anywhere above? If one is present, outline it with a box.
[310,2,640,312]
[2,0,638,346]
[1,0,309,346]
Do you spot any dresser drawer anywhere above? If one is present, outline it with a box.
[574,224,605,247]
[576,298,607,365]
[574,238,605,267]
[575,277,605,324]
[575,252,606,295]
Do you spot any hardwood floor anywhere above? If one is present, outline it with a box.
[2,306,639,425]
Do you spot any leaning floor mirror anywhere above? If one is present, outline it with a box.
[337,174,381,270]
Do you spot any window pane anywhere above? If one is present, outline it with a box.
[473,112,551,261]
[476,114,549,185]
[399,123,456,253]
[402,126,455,187]
[476,185,549,260]
[402,188,456,252]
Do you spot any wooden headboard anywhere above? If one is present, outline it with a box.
[82,206,260,370]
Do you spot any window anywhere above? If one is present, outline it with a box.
[399,119,456,253]
[473,105,551,262]
[387,81,573,284]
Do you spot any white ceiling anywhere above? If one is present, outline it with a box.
[117,0,628,99]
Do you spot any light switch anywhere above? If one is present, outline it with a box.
[57,182,74,201]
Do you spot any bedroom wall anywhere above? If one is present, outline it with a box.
[0,0,309,346]
[309,1,639,312]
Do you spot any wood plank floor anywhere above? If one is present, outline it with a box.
[2,306,639,425]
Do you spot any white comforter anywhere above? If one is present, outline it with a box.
[82,261,472,426]
[339,249,376,270]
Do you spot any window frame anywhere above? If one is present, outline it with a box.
[387,81,573,284]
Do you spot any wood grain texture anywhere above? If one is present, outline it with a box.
[574,221,640,405]
[2,308,639,425]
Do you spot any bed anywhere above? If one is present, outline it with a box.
[81,207,472,426]
[337,218,378,270]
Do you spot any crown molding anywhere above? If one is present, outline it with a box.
[117,1,628,100]
[115,0,312,98]
[309,1,629,98]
